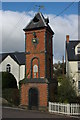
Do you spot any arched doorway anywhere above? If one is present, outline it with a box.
[29,88,38,110]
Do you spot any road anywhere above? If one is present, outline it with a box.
[1,107,80,119]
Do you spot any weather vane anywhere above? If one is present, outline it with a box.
[34,5,44,12]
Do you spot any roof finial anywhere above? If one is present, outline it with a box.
[34,5,44,12]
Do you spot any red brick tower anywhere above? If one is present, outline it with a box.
[20,12,57,110]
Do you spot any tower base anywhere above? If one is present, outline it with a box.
[20,78,57,111]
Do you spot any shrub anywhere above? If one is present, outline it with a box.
[2,88,20,106]
[56,76,77,103]
[2,72,17,89]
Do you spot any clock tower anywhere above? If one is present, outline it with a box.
[20,12,57,110]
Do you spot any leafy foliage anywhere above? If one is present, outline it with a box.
[56,76,77,103]
[53,62,78,103]
[2,88,20,106]
[53,62,66,77]
[1,72,20,106]
[1,72,17,89]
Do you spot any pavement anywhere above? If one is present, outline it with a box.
[1,106,80,119]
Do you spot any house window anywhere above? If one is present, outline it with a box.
[33,65,38,78]
[6,64,11,72]
[77,47,80,54]
[78,62,80,72]
[78,81,80,90]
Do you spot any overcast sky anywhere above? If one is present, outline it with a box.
[1,2,79,63]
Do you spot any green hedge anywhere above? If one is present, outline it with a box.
[2,88,20,106]
[1,72,17,89]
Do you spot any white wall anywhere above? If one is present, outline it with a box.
[67,61,80,95]
[66,51,69,77]
[0,55,25,88]
[20,65,25,80]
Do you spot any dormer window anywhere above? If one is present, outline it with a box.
[75,43,80,55]
[77,47,80,54]
[33,16,39,23]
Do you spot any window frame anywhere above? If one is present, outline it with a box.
[33,65,38,78]
[6,64,11,73]
[33,65,38,73]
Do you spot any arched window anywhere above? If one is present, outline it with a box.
[33,65,38,78]
[6,64,11,72]
[31,57,40,78]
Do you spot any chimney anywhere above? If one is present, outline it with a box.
[66,35,69,43]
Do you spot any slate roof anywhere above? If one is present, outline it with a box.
[0,52,25,65]
[23,12,54,35]
[66,41,80,61]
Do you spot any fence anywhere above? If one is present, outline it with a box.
[49,102,80,115]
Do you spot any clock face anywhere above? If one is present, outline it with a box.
[32,38,38,44]
[32,38,37,43]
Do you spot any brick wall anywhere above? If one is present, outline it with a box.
[20,83,48,107]
[21,27,54,110]
[46,30,53,79]
[25,29,46,78]
[25,28,53,79]
[26,54,45,78]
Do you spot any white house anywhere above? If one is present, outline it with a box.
[66,35,80,95]
[0,52,25,88]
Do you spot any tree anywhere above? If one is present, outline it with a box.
[1,72,20,106]
[57,76,77,103]
[53,62,66,77]
[1,72,17,89]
